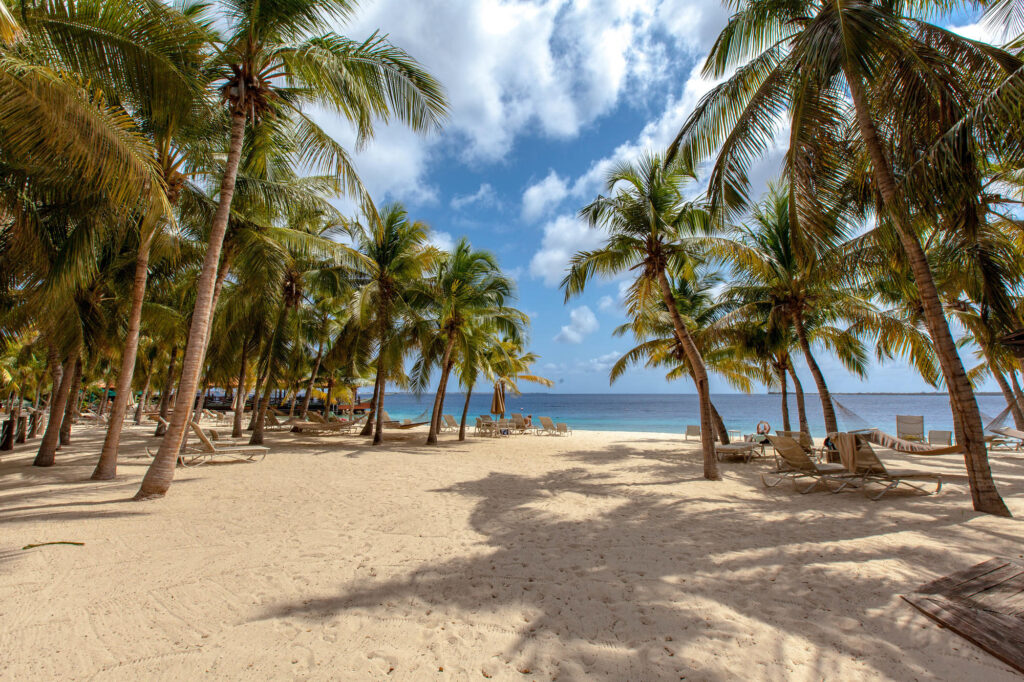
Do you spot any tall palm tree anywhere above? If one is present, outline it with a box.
[565,152,719,479]
[349,203,439,445]
[670,0,1013,514]
[416,238,524,445]
[137,0,447,499]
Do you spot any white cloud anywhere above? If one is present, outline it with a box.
[428,230,456,252]
[554,305,599,344]
[451,183,498,210]
[528,214,606,286]
[949,20,1002,44]
[598,295,616,313]
[580,351,621,373]
[521,170,569,222]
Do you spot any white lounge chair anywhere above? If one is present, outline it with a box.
[685,424,700,440]
[538,416,560,436]
[896,415,925,442]
[928,430,952,446]
[836,433,942,500]
[556,422,572,436]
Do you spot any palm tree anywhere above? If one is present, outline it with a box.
[670,0,1012,514]
[416,238,523,445]
[137,0,447,499]
[565,152,720,479]
[349,203,439,445]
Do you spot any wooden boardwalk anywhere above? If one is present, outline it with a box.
[903,557,1024,674]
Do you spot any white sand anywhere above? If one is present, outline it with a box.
[1,422,1022,680]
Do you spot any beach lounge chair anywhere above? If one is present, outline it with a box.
[442,414,460,432]
[474,416,493,436]
[290,416,363,434]
[716,441,758,462]
[835,433,942,500]
[776,430,815,454]
[263,412,293,432]
[762,435,854,494]
[992,426,1024,450]
[556,422,572,436]
[896,415,925,442]
[928,430,952,446]
[537,416,561,436]
[167,421,270,467]
[511,414,530,434]
[685,424,700,441]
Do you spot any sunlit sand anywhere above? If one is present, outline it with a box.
[2,424,1022,680]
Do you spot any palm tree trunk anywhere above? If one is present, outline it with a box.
[1010,370,1024,418]
[33,351,75,467]
[59,357,82,446]
[232,344,248,438]
[459,387,473,441]
[135,110,246,500]
[792,309,837,434]
[709,401,729,444]
[322,378,334,419]
[98,385,109,416]
[372,354,387,446]
[846,69,1008,516]
[155,347,177,436]
[787,364,809,436]
[192,383,209,423]
[93,231,153,480]
[300,343,323,419]
[778,364,791,432]
[134,367,152,425]
[990,363,1024,430]
[248,351,271,431]
[250,377,273,445]
[427,337,457,445]
[656,269,719,479]
[361,370,380,437]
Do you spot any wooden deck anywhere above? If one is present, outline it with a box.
[903,557,1024,674]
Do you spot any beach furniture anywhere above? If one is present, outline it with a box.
[263,412,292,432]
[290,416,363,434]
[776,430,815,454]
[835,433,942,500]
[538,416,560,436]
[149,421,269,466]
[684,424,700,440]
[715,441,757,462]
[928,430,952,446]
[474,416,494,436]
[556,422,572,436]
[896,415,925,442]
[762,435,854,494]
[511,413,529,434]
[441,414,459,432]
[992,426,1024,450]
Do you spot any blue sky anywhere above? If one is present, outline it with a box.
[319,0,1001,394]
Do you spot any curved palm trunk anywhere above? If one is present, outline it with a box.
[59,357,82,446]
[93,232,152,479]
[134,367,152,425]
[709,401,729,444]
[990,363,1024,430]
[98,386,109,416]
[656,269,719,479]
[1010,371,1024,418]
[193,383,209,424]
[459,387,472,441]
[136,111,247,500]
[427,337,457,445]
[361,370,381,437]
[250,378,273,445]
[33,351,75,467]
[791,309,837,434]
[846,70,1008,516]
[777,363,791,432]
[787,364,810,436]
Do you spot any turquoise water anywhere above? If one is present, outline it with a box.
[377,392,1012,438]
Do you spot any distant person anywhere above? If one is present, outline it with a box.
[525,415,533,428]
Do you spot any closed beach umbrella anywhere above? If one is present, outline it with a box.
[490,382,505,418]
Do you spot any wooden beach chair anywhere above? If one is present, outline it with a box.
[290,416,362,434]
[556,422,572,436]
[441,414,459,432]
[896,415,925,442]
[762,435,854,494]
[684,424,700,441]
[474,416,493,437]
[511,413,529,434]
[836,433,942,500]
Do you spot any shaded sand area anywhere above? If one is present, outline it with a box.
[2,423,1023,680]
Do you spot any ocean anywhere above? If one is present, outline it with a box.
[376,391,1013,438]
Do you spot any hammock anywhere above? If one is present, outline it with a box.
[848,428,963,455]
[981,404,1013,433]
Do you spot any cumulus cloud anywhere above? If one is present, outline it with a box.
[581,351,621,373]
[598,295,617,313]
[428,230,456,252]
[528,214,606,286]
[521,170,569,222]
[554,305,599,344]
[451,183,498,210]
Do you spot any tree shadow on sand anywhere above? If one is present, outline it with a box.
[255,449,1023,679]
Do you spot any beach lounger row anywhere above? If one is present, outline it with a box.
[762,434,943,500]
[472,414,572,437]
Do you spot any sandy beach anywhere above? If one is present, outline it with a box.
[2,423,1022,680]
